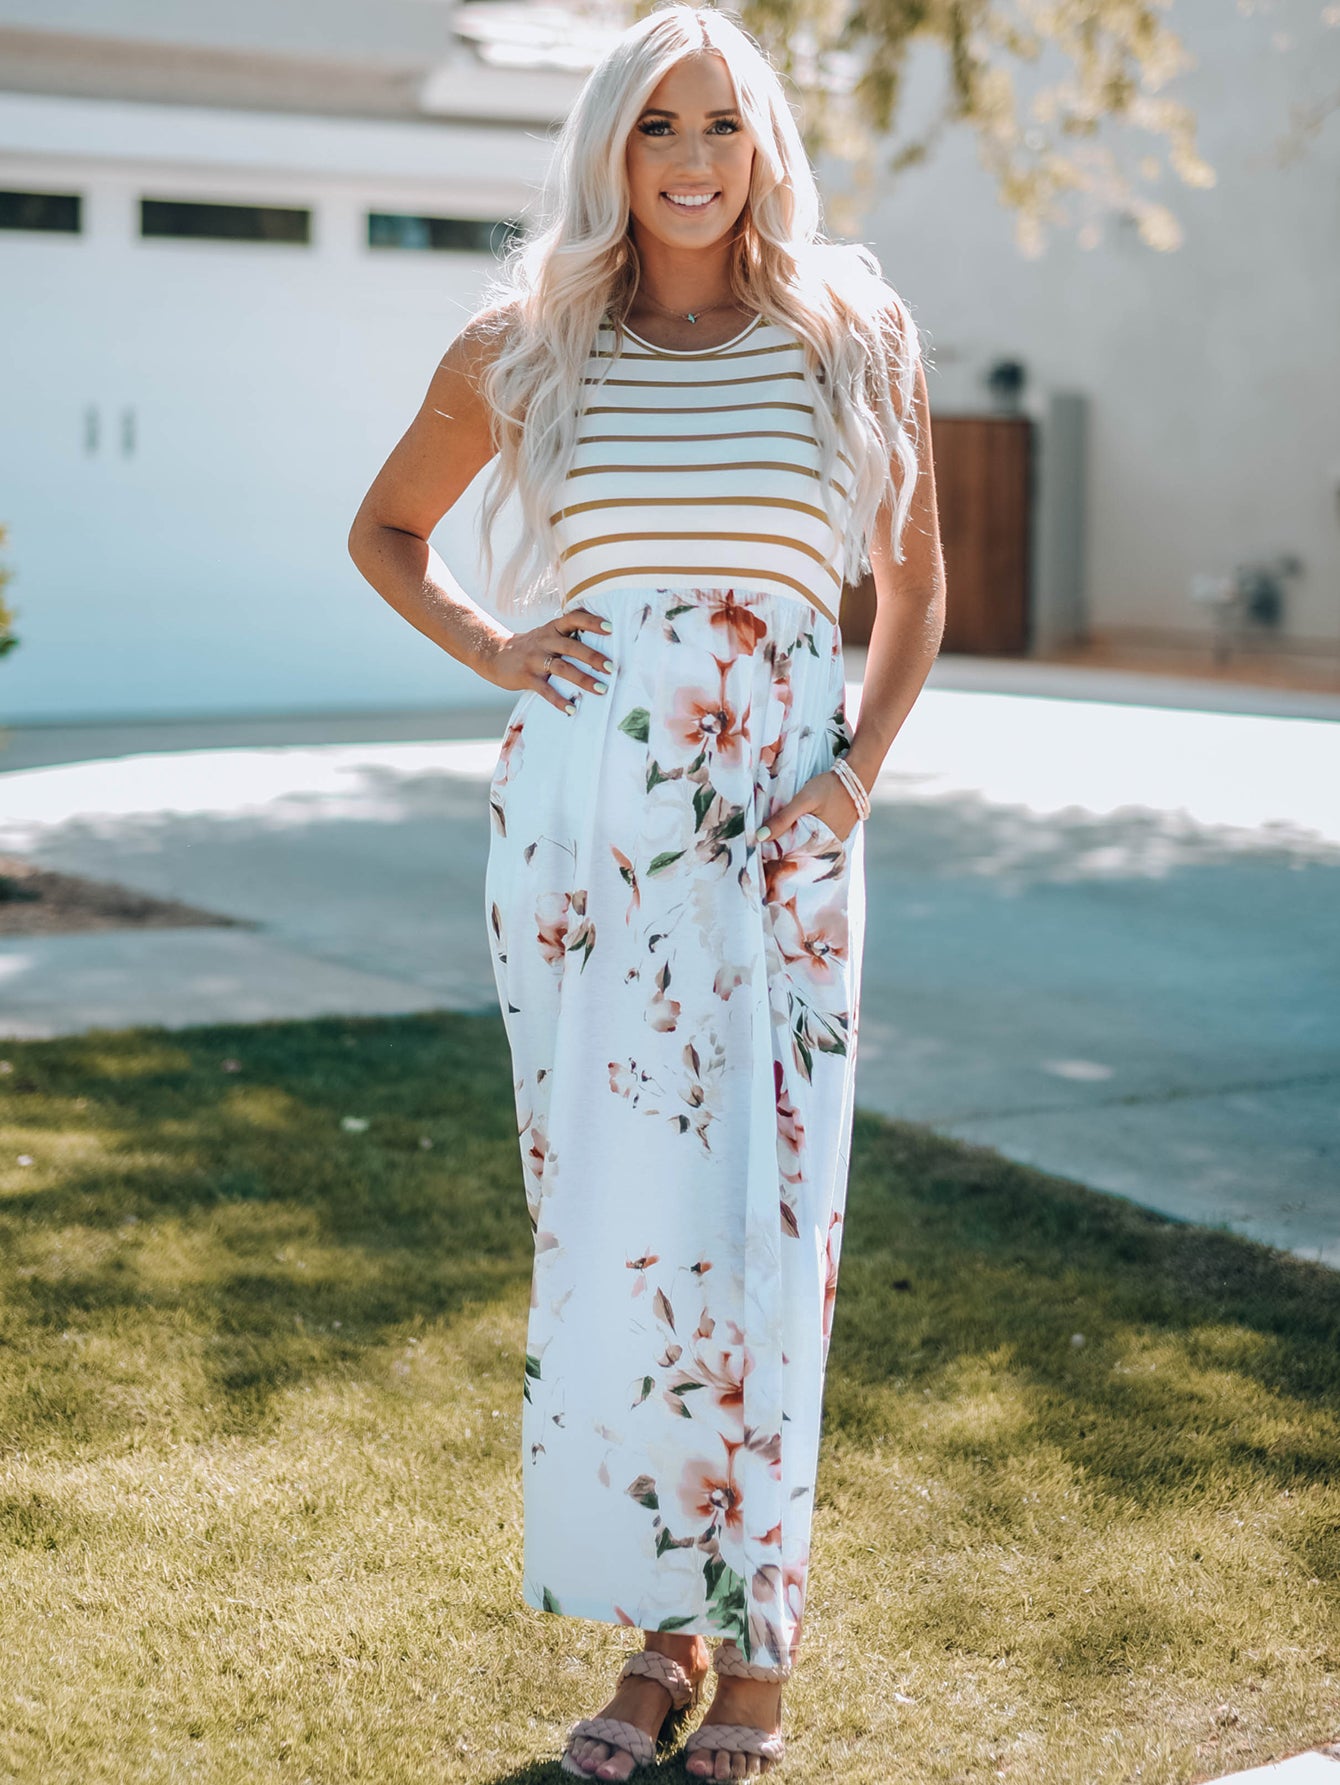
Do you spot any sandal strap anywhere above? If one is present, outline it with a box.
[713,1638,793,1682]
[564,1715,656,1766]
[618,1648,697,1710]
[684,1722,786,1761]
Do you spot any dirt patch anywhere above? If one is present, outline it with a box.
[0,853,252,935]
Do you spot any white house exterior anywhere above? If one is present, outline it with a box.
[1,0,1336,724]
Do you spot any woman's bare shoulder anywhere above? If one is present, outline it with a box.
[443,298,525,386]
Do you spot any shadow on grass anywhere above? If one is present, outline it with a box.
[3,1009,1339,1781]
[2,1008,1338,1490]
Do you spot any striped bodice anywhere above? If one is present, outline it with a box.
[551,312,854,623]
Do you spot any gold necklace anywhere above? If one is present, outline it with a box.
[635,290,742,325]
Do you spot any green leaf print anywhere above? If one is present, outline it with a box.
[717,808,746,841]
[634,1375,655,1406]
[703,1556,748,1642]
[657,1614,699,1632]
[647,759,671,793]
[542,1586,563,1614]
[664,603,695,620]
[524,1353,542,1379]
[647,849,686,875]
[619,707,651,743]
[692,783,715,831]
[626,1474,660,1510]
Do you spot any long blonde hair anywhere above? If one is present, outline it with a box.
[473,0,924,620]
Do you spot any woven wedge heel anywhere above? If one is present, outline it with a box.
[560,1646,706,1777]
[682,1638,790,1773]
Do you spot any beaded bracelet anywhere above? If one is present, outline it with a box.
[831,753,871,821]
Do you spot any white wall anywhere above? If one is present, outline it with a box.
[0,96,548,723]
[850,0,1340,651]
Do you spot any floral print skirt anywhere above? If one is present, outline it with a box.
[483,583,866,1669]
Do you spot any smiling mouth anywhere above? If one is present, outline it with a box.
[662,191,721,209]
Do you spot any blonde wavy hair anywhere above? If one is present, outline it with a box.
[473,0,925,620]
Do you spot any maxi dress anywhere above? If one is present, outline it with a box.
[483,310,867,1671]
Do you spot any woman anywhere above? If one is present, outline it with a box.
[349,3,944,1775]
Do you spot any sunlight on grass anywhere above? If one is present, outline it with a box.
[0,1012,1336,1783]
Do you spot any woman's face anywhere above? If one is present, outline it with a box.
[624,51,756,253]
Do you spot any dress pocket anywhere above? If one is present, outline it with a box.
[790,808,856,858]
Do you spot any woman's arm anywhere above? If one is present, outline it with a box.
[843,355,947,793]
[347,311,515,683]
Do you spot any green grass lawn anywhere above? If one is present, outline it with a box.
[1,1010,1336,1784]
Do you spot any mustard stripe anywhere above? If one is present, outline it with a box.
[561,569,838,624]
[580,400,816,418]
[563,458,851,492]
[571,434,860,478]
[549,493,846,528]
[593,329,791,364]
[583,371,807,391]
[556,530,844,588]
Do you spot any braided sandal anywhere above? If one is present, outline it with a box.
[560,1647,704,1776]
[682,1638,789,1773]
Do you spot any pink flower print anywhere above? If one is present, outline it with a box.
[496,714,526,788]
[522,1116,549,1213]
[566,889,596,968]
[677,1438,745,1539]
[647,959,682,1032]
[687,1321,754,1415]
[611,844,641,924]
[775,1059,804,1166]
[822,1213,844,1346]
[758,677,793,776]
[714,963,747,1000]
[627,1252,660,1298]
[535,890,572,966]
[771,896,849,991]
[699,587,769,658]
[783,1553,808,1640]
[667,662,750,768]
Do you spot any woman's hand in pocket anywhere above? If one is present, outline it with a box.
[759,770,862,846]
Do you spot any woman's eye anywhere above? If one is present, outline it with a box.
[636,119,741,137]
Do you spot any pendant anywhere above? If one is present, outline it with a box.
[686,312,697,323]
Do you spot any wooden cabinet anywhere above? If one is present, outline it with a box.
[840,413,1033,654]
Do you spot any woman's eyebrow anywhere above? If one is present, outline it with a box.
[638,107,740,118]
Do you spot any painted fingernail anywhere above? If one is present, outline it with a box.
[594,682,607,695]
[602,658,615,673]
[757,824,772,840]
[600,620,614,633]
[565,702,576,715]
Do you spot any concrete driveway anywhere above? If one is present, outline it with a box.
[2,655,1337,1268]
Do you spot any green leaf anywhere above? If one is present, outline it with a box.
[619,707,651,743]
[525,1352,542,1379]
[542,1586,562,1614]
[657,1614,699,1632]
[647,849,686,875]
